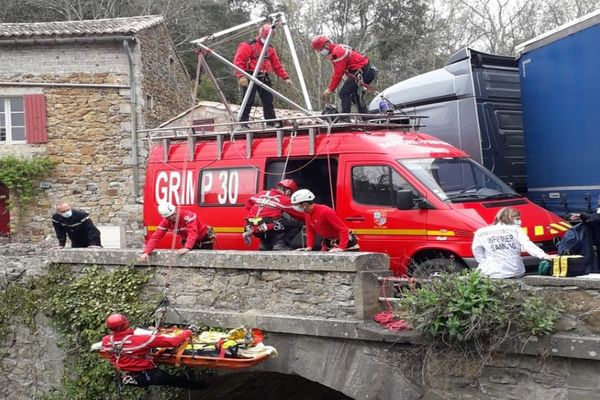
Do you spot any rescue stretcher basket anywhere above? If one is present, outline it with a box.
[96,326,277,370]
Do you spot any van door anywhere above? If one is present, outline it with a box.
[338,157,427,273]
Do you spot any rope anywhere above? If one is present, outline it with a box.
[373,277,411,331]
[228,125,332,176]
[325,123,336,209]
[280,122,298,180]
[155,50,205,326]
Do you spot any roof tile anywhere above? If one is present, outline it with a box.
[0,15,164,39]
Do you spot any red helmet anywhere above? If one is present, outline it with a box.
[106,313,130,332]
[311,35,330,51]
[277,179,298,193]
[259,24,272,39]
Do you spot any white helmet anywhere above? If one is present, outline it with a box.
[291,189,315,204]
[158,202,176,218]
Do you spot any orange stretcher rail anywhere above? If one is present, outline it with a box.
[98,341,272,370]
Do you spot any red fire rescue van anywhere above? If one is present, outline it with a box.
[142,118,568,276]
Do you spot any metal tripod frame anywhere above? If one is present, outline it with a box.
[190,12,314,121]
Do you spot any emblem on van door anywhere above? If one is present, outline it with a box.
[374,211,387,227]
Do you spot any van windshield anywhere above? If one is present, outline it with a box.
[399,158,519,203]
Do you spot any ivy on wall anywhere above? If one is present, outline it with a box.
[0,155,55,219]
[0,264,187,400]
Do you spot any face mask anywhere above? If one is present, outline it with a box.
[319,48,330,56]
[514,219,522,226]
[293,205,304,212]
[61,210,72,218]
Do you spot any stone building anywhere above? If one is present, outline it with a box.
[0,16,193,246]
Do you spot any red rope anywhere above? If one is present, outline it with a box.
[373,276,411,331]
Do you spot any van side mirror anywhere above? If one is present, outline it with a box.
[415,197,434,210]
[395,190,416,210]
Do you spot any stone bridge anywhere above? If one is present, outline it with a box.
[4,246,600,399]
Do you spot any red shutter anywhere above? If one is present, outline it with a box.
[24,94,48,144]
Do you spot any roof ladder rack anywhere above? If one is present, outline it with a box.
[162,138,171,163]
[308,127,316,155]
[216,134,224,160]
[276,129,284,157]
[187,134,196,161]
[246,131,253,158]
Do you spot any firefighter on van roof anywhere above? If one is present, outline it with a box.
[291,189,359,252]
[138,202,215,262]
[234,23,293,126]
[244,179,304,250]
[311,35,377,116]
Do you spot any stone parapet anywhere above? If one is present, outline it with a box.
[49,249,390,321]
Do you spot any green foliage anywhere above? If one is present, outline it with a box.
[399,270,560,352]
[0,155,55,209]
[0,264,183,400]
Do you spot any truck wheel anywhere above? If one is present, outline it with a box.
[409,258,464,278]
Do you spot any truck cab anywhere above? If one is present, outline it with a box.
[143,117,568,276]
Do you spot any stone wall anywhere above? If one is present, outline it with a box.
[0,26,193,246]
[137,25,193,131]
[0,243,64,399]
[5,247,600,399]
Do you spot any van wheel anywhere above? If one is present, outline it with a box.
[409,258,464,278]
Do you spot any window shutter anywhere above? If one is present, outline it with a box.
[24,94,48,144]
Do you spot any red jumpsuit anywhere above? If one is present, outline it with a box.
[245,188,304,250]
[143,210,211,254]
[101,328,207,389]
[326,44,370,92]
[101,328,192,372]
[233,38,289,123]
[325,43,374,114]
[233,39,289,80]
[246,189,304,221]
[304,204,352,250]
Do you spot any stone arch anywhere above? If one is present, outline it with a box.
[203,371,351,399]
[251,332,423,400]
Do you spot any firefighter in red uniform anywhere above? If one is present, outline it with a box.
[101,313,209,389]
[310,35,377,115]
[244,179,304,250]
[291,189,359,252]
[138,202,214,262]
[233,23,293,125]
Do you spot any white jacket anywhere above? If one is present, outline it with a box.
[471,223,548,278]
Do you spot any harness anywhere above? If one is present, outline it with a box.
[244,38,271,76]
[103,333,158,388]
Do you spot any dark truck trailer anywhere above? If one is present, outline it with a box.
[369,48,527,193]
[516,10,600,215]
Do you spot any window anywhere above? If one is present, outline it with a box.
[352,165,417,206]
[399,158,518,203]
[198,167,258,206]
[0,97,26,144]
[265,158,338,207]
